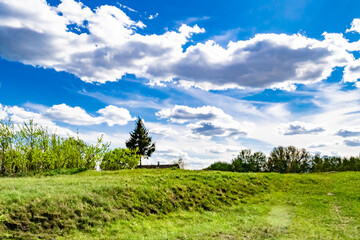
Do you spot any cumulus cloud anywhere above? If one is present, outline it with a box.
[343,18,360,84]
[344,138,360,147]
[148,13,158,20]
[153,147,188,159]
[149,126,178,136]
[0,0,357,90]
[280,121,325,135]
[0,0,203,83]
[307,143,327,148]
[1,104,75,136]
[206,145,240,154]
[156,105,227,123]
[45,104,100,125]
[165,33,351,90]
[1,102,133,127]
[187,121,247,138]
[97,105,135,126]
[336,129,360,138]
[0,104,8,120]
[346,18,360,33]
[343,59,360,84]
[45,104,134,126]
[157,105,252,138]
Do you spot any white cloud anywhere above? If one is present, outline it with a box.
[307,143,327,149]
[1,102,133,128]
[0,0,203,83]
[117,3,137,13]
[45,104,134,126]
[343,59,360,83]
[344,138,360,147]
[149,33,351,90]
[58,0,93,25]
[156,105,228,123]
[157,105,252,139]
[154,146,188,159]
[2,105,74,136]
[336,128,360,138]
[211,27,242,46]
[0,0,357,90]
[45,104,100,125]
[346,18,360,33]
[279,121,326,135]
[149,126,178,136]
[206,145,240,154]
[264,103,291,120]
[175,16,210,27]
[97,105,135,126]
[0,104,8,120]
[187,121,247,139]
[148,13,158,20]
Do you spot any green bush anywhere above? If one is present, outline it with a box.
[206,146,360,173]
[206,161,233,171]
[0,119,110,175]
[100,148,140,170]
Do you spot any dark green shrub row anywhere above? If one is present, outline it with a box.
[207,146,360,173]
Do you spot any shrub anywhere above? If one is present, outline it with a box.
[0,119,110,175]
[100,148,140,170]
[206,161,233,171]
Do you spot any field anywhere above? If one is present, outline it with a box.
[0,170,359,239]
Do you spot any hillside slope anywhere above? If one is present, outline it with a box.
[1,170,359,239]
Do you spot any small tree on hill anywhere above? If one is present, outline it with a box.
[126,117,155,166]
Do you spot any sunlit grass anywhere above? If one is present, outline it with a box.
[1,170,359,239]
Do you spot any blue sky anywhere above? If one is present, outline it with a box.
[1,0,360,168]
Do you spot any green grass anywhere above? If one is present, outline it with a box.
[0,170,359,239]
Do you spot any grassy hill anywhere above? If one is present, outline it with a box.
[0,170,359,239]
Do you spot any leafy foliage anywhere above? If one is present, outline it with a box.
[266,146,311,173]
[125,117,155,165]
[232,149,266,172]
[207,146,360,173]
[0,119,138,175]
[206,161,233,171]
[100,148,140,170]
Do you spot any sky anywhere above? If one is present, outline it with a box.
[1,0,360,169]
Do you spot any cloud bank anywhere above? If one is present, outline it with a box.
[0,0,359,90]
[157,105,251,138]
[1,103,134,127]
[280,121,325,135]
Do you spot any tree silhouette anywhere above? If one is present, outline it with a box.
[125,117,155,165]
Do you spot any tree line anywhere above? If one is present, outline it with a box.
[0,117,155,176]
[206,146,360,173]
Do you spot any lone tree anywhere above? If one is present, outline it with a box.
[126,117,155,166]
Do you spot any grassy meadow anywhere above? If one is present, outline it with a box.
[0,169,359,239]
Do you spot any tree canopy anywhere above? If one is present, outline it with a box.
[125,117,155,165]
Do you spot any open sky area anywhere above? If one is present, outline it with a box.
[1,0,360,168]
